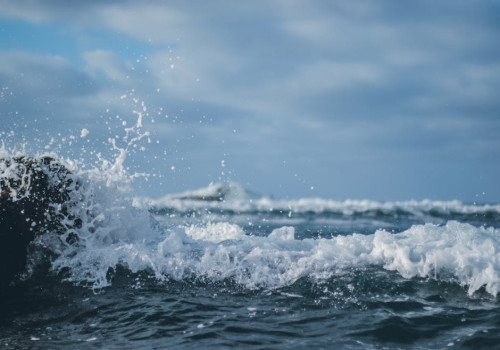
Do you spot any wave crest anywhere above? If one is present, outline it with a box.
[50,218,500,296]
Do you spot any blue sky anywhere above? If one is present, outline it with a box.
[1,1,499,201]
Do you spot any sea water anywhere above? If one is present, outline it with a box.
[1,177,499,349]
[1,118,499,349]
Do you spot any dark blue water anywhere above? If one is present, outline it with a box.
[1,193,500,349]
[2,267,500,349]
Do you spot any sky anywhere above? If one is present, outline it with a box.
[1,0,499,202]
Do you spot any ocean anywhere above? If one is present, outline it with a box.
[1,143,500,349]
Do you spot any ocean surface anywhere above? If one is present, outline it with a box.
[1,124,500,350]
[1,173,500,350]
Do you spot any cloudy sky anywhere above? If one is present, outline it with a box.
[1,1,499,201]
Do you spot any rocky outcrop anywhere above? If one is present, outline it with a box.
[0,156,80,289]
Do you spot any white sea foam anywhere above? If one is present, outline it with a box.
[1,103,162,289]
[3,114,499,297]
[135,183,500,217]
[4,144,499,296]
[48,203,500,296]
[184,222,246,243]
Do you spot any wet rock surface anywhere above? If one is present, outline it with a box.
[0,156,79,289]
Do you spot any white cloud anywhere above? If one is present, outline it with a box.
[280,61,383,95]
[96,3,185,44]
[1,0,499,199]
[83,50,133,83]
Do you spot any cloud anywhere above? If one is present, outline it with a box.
[0,51,100,123]
[83,50,134,83]
[1,0,499,200]
[0,51,93,95]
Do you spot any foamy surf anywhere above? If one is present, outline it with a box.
[48,212,500,296]
[2,146,499,297]
[135,183,500,221]
[2,107,499,350]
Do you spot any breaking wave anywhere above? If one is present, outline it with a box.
[1,152,499,297]
[136,183,500,222]
[51,216,500,296]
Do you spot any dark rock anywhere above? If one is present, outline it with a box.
[0,156,80,289]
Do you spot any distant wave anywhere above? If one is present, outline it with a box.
[162,182,249,202]
[134,182,500,221]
